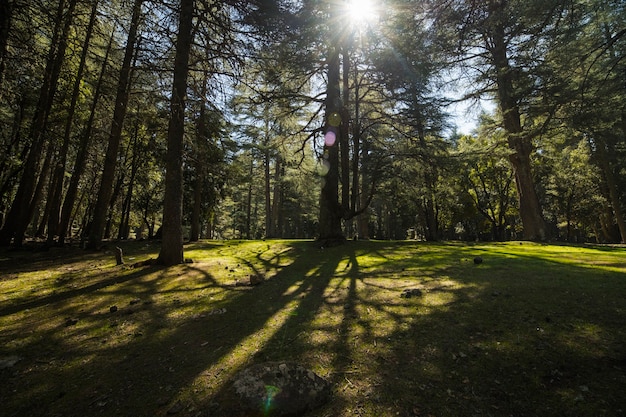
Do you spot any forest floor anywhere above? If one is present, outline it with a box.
[0,239,625,417]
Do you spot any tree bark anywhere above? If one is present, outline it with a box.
[270,156,282,238]
[190,166,203,241]
[489,21,547,241]
[0,0,13,100]
[0,0,76,246]
[87,0,142,250]
[595,137,626,243]
[318,45,344,244]
[47,0,99,245]
[157,0,195,265]
[245,158,254,239]
[264,144,272,237]
[58,28,114,245]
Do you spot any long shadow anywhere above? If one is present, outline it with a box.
[2,241,624,417]
[0,266,157,317]
[0,240,345,417]
[331,244,626,416]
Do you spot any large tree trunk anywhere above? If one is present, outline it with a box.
[157,0,194,265]
[87,0,142,250]
[489,23,547,241]
[595,137,626,243]
[318,45,344,244]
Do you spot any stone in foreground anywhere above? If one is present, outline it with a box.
[219,362,331,416]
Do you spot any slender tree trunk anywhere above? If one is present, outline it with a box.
[190,167,203,241]
[351,64,361,221]
[270,156,282,237]
[0,0,13,100]
[47,0,99,245]
[87,0,142,250]
[157,0,194,265]
[0,0,76,246]
[190,90,209,242]
[357,138,370,240]
[58,28,114,245]
[264,145,272,237]
[340,44,351,216]
[489,23,546,241]
[118,143,139,240]
[0,97,27,228]
[245,158,253,239]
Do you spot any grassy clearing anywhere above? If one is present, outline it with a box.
[0,240,625,417]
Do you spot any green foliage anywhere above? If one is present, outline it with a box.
[1,0,625,246]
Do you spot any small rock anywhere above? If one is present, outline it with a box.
[473,256,483,264]
[401,289,423,298]
[0,356,21,369]
[249,274,265,286]
[65,318,79,326]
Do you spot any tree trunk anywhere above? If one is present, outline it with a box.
[87,0,142,250]
[595,137,626,243]
[58,28,114,245]
[357,138,370,240]
[264,145,272,238]
[118,139,139,240]
[190,167,203,241]
[340,44,351,216]
[0,0,76,246]
[270,157,282,238]
[245,158,253,239]
[157,0,194,265]
[489,23,546,241]
[318,44,344,244]
[0,0,13,100]
[47,0,99,245]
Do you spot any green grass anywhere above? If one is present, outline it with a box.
[0,240,625,417]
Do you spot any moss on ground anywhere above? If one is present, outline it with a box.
[0,240,624,417]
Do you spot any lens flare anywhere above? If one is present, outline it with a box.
[327,112,342,127]
[317,159,331,176]
[263,385,281,415]
[324,130,337,146]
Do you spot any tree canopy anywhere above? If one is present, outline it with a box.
[0,0,624,254]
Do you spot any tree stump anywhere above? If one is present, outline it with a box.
[115,246,124,265]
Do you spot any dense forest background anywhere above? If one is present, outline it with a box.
[0,0,625,252]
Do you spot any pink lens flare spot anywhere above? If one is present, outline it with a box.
[324,130,337,146]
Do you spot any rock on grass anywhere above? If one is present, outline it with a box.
[216,362,331,417]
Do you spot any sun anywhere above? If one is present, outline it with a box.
[344,0,379,25]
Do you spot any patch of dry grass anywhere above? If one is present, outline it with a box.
[0,240,625,417]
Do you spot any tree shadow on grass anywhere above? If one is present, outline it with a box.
[0,240,348,417]
[1,241,625,417]
[298,243,626,417]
